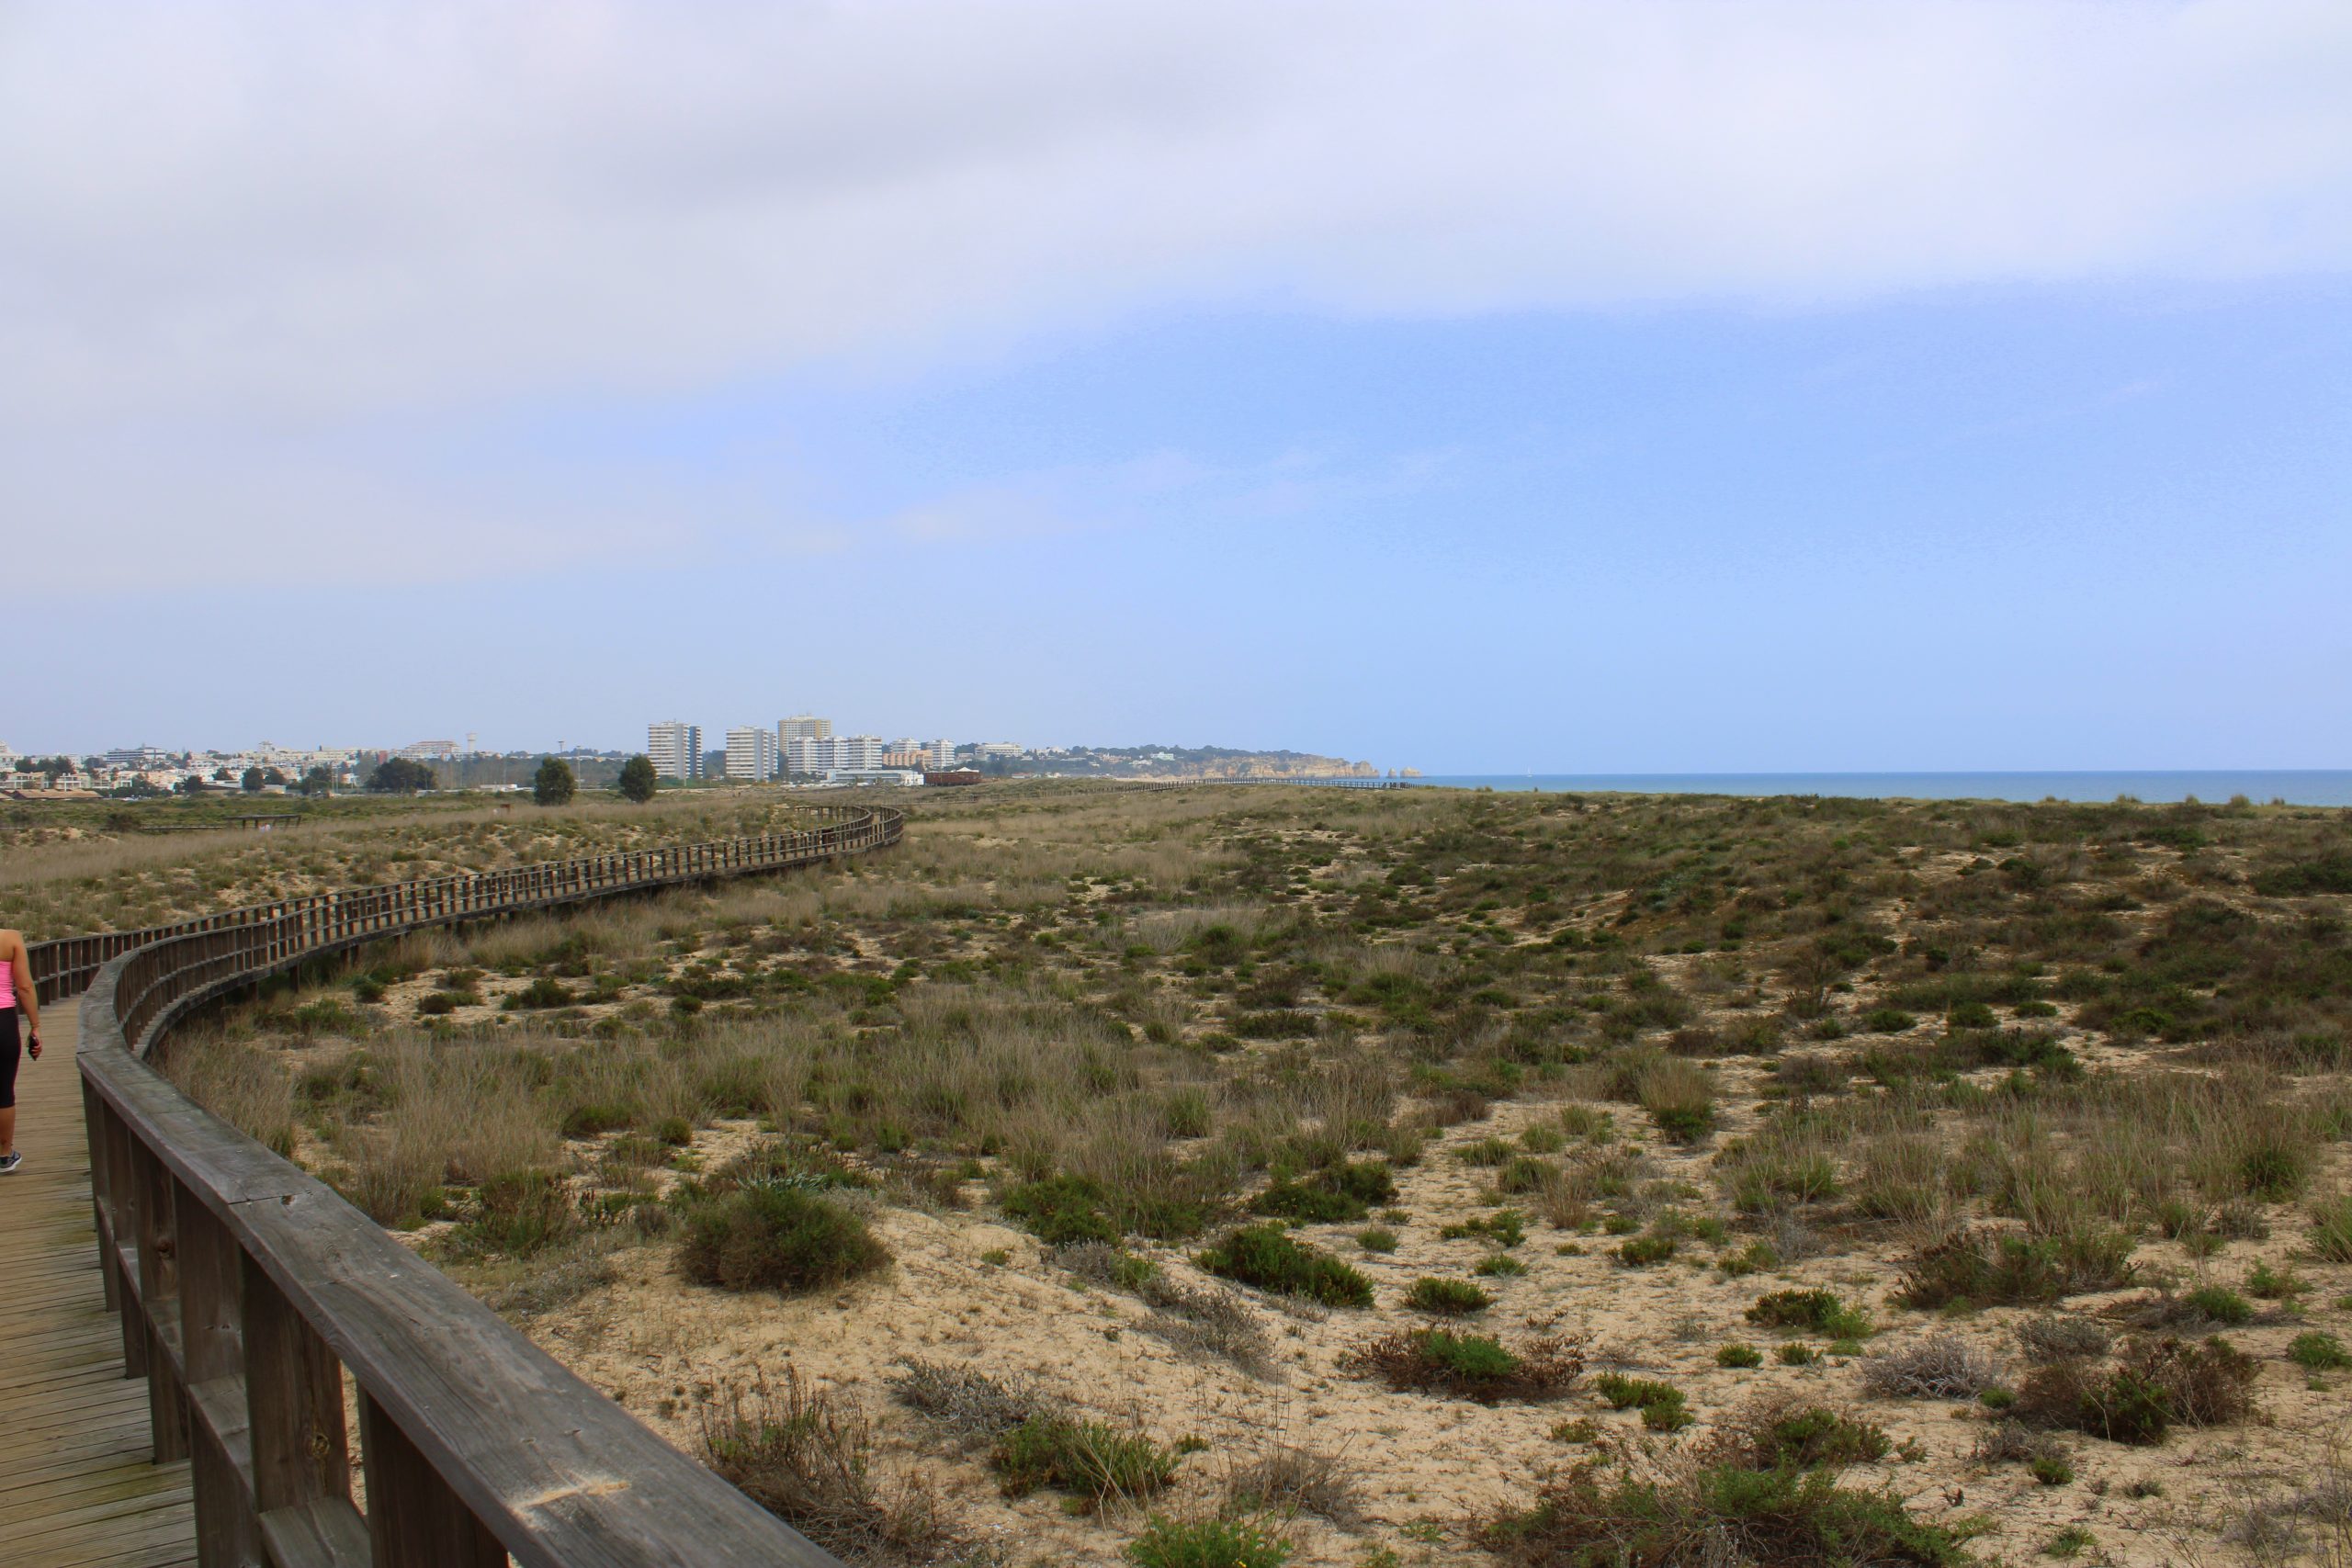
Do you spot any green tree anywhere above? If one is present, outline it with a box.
[262,766,288,786]
[241,766,266,793]
[298,765,334,797]
[616,754,658,804]
[532,756,577,807]
[364,758,436,794]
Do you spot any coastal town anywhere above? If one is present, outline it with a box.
[0,727,1402,799]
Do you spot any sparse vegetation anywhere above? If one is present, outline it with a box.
[109,781,2352,1567]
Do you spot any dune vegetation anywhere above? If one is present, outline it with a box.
[76,780,2352,1566]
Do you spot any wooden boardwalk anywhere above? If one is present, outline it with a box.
[0,999,195,1567]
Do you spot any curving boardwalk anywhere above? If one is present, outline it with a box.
[0,998,197,1567]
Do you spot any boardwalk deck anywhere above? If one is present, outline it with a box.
[0,999,195,1567]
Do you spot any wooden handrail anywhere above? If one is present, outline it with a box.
[47,805,903,1567]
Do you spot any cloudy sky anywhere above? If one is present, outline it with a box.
[6,0,2348,768]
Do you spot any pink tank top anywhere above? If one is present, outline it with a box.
[0,955,15,1010]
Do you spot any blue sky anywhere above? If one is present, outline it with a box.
[6,2,2349,771]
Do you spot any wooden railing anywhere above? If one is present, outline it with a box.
[42,805,902,1567]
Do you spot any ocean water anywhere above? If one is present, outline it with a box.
[1416,772,2352,807]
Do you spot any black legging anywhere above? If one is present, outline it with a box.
[0,1010,18,1111]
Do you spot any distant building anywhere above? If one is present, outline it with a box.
[779,715,832,742]
[784,734,836,773]
[105,745,176,769]
[836,735,886,770]
[882,748,930,769]
[924,770,982,787]
[823,768,923,787]
[647,721,704,780]
[399,739,458,761]
[928,739,956,770]
[725,727,779,781]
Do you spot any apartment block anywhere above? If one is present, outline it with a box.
[647,721,704,780]
[724,727,779,781]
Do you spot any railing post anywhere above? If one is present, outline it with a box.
[359,1392,506,1567]
[244,1256,352,1515]
[130,1137,191,1461]
[82,1077,120,1313]
[181,1197,262,1566]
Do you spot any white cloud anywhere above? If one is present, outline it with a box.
[2,0,2346,422]
[3,1,2346,594]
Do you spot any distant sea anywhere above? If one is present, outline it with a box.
[1417,772,2352,807]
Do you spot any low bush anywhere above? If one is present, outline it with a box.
[1893,1227,2137,1310]
[1860,1336,2006,1400]
[1704,1395,1892,1470]
[2016,1314,2111,1364]
[1125,1515,1292,1568]
[1195,1224,1374,1307]
[1406,1277,1492,1315]
[1484,1460,1976,1567]
[1003,1174,1121,1247]
[1250,1160,1396,1224]
[2311,1194,2352,1263]
[1357,1226,1398,1252]
[2017,1336,2260,1445]
[888,1358,1053,1440]
[993,1415,1181,1507]
[1343,1328,1586,1403]
[451,1170,576,1258]
[2288,1331,2351,1371]
[701,1368,954,1562]
[678,1186,888,1292]
[1592,1373,1691,1431]
[1617,1235,1676,1267]
[1717,1342,1763,1369]
[1746,1289,1871,1340]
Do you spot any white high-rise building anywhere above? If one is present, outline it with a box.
[779,715,832,742]
[928,739,955,769]
[784,734,837,773]
[837,735,886,770]
[647,721,703,780]
[725,727,779,781]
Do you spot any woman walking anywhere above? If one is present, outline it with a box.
[1,927,43,1174]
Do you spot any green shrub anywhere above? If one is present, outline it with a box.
[2017,1336,2259,1445]
[1778,1343,1821,1367]
[1617,1235,1676,1267]
[1717,1342,1763,1369]
[1746,1289,1871,1339]
[1344,1328,1585,1403]
[1125,1515,1292,1568]
[1484,1461,1976,1568]
[1476,1254,1528,1277]
[560,1100,635,1138]
[2030,1454,2075,1487]
[1250,1160,1396,1224]
[2288,1331,2351,1371]
[1715,1403,1892,1470]
[1860,1009,1916,1034]
[993,1416,1179,1506]
[678,1186,888,1292]
[1003,1175,1120,1247]
[2183,1285,2253,1325]
[1593,1374,1691,1431]
[503,976,573,1010]
[1440,1209,1528,1249]
[1357,1227,1399,1253]
[451,1171,576,1258]
[1407,1278,1493,1315]
[1195,1224,1374,1307]
[1893,1227,2136,1309]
